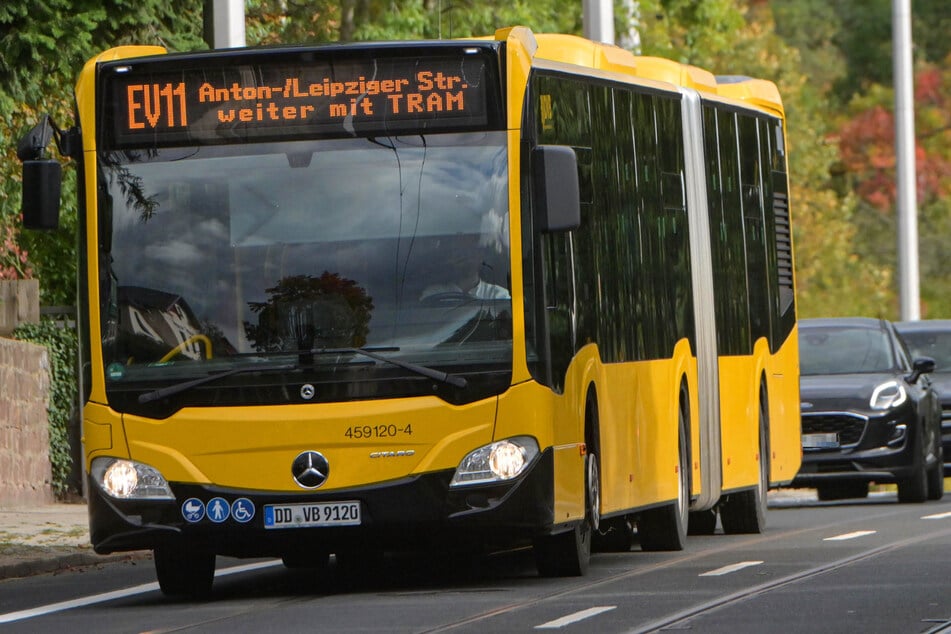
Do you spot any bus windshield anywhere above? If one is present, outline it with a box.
[98,131,511,405]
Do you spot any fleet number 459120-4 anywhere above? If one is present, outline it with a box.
[344,424,412,439]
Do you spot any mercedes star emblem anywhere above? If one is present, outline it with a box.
[291,451,330,489]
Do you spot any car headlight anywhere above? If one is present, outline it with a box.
[449,436,539,487]
[870,380,907,410]
[91,457,175,500]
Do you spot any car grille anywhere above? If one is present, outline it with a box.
[802,413,867,446]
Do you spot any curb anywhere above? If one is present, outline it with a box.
[0,550,151,581]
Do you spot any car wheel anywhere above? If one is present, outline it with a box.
[898,461,928,503]
[927,443,945,501]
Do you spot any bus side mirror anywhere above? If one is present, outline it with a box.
[21,159,62,230]
[532,145,580,233]
[17,116,64,230]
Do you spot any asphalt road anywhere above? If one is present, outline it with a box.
[2,490,950,633]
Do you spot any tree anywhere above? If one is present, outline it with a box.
[0,1,206,305]
[832,60,951,318]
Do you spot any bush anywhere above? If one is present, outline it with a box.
[13,319,77,497]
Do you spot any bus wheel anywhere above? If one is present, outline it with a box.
[637,405,688,551]
[154,544,215,598]
[721,391,769,534]
[533,452,596,576]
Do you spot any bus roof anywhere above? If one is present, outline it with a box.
[527,32,782,115]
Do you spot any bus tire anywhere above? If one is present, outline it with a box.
[533,451,596,576]
[637,406,689,551]
[154,544,215,598]
[720,387,769,534]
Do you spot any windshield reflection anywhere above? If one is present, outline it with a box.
[99,132,511,392]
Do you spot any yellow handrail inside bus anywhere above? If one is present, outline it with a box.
[159,334,214,363]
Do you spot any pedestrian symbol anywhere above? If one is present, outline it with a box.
[208,497,230,523]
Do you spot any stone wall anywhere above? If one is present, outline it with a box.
[0,336,53,507]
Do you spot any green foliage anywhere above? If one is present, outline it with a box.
[2,0,951,330]
[246,0,580,45]
[0,0,206,306]
[12,320,78,496]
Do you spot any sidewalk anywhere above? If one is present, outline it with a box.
[0,502,147,580]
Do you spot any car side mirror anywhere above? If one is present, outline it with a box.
[907,356,936,384]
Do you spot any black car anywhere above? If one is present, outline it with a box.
[895,319,951,476]
[792,317,943,502]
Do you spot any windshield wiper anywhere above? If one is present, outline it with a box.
[136,347,466,404]
[138,362,296,404]
[315,347,467,389]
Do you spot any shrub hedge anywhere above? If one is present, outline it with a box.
[13,319,77,496]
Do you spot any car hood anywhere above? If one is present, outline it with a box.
[800,373,904,414]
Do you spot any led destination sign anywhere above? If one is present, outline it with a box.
[103,50,501,148]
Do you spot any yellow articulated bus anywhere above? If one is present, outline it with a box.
[18,27,799,596]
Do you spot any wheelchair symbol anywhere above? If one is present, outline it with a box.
[231,498,255,523]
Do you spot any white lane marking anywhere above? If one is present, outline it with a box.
[922,511,951,520]
[0,560,281,624]
[824,530,876,541]
[699,561,763,577]
[535,606,616,629]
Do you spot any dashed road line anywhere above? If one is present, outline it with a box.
[823,530,876,541]
[699,561,763,577]
[921,511,951,520]
[536,606,616,629]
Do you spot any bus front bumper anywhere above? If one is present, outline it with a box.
[89,448,555,557]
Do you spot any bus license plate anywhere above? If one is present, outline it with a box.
[802,433,839,449]
[264,501,361,529]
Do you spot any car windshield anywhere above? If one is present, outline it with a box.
[799,325,899,376]
[97,132,511,390]
[898,328,951,372]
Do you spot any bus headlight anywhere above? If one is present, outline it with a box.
[91,457,175,500]
[449,436,539,487]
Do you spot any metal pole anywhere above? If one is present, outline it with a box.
[583,0,615,45]
[893,0,919,320]
[204,0,246,49]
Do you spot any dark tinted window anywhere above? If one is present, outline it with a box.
[527,72,693,388]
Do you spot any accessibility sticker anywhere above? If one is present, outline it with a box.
[207,497,231,523]
[231,498,255,523]
[182,498,205,523]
